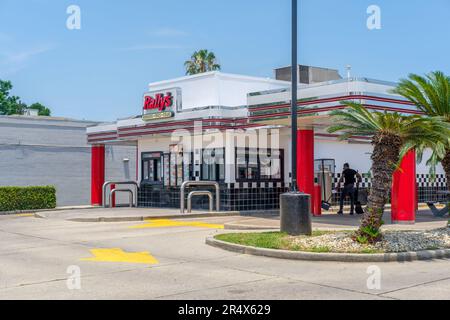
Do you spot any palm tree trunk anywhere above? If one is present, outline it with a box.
[442,149,450,191]
[358,133,403,243]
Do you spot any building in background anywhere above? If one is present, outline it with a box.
[274,65,342,84]
[0,115,136,207]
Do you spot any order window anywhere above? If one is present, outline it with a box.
[236,148,283,182]
[202,148,225,181]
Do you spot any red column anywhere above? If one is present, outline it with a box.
[297,130,315,212]
[313,184,322,216]
[391,149,417,224]
[91,145,105,206]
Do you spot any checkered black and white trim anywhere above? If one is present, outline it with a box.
[332,173,372,188]
[417,174,447,188]
[226,182,288,189]
[332,173,447,188]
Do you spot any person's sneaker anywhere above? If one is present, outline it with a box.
[349,212,355,216]
[337,211,344,215]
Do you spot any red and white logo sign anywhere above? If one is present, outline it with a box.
[142,88,181,121]
[143,92,173,112]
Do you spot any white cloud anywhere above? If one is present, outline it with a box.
[118,44,185,52]
[149,28,189,37]
[0,45,54,76]
[4,46,53,63]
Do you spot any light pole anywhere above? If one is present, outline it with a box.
[291,0,298,192]
[280,0,312,236]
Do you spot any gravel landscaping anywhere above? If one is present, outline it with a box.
[216,227,450,254]
[292,228,450,253]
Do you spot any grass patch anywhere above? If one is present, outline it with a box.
[215,232,291,250]
[309,246,331,253]
[215,231,383,254]
[215,231,333,251]
[215,231,335,252]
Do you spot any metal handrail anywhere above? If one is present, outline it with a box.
[187,191,213,213]
[180,181,220,213]
[103,181,139,208]
[110,189,134,208]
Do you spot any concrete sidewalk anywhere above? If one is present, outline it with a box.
[36,207,240,222]
[34,206,449,231]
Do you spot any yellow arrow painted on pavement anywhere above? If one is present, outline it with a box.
[129,219,224,230]
[81,248,159,265]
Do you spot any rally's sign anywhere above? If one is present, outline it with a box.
[142,88,181,121]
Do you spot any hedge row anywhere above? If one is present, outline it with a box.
[0,186,56,212]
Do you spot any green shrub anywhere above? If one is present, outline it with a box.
[0,186,56,212]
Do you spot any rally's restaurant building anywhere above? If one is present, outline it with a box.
[87,66,447,223]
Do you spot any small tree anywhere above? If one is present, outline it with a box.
[0,79,51,116]
[184,50,221,75]
[392,71,450,191]
[328,102,450,243]
[29,103,51,116]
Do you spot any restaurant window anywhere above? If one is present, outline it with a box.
[142,152,163,184]
[236,148,283,182]
[201,148,225,182]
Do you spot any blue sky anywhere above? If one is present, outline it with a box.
[0,0,449,121]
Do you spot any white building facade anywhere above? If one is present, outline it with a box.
[87,71,447,213]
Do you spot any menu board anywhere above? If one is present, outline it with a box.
[163,154,170,186]
[149,160,155,181]
[177,152,183,186]
[183,153,191,182]
[170,151,177,187]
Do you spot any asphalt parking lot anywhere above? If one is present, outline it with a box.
[0,213,449,300]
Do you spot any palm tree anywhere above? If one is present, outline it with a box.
[392,71,450,191]
[184,50,221,75]
[328,102,450,243]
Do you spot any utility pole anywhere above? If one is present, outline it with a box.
[280,0,312,236]
[291,0,298,192]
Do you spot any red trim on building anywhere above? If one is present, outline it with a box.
[91,145,105,206]
[248,95,415,112]
[87,95,423,144]
[116,124,262,140]
[248,104,424,121]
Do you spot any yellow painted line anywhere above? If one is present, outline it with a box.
[15,214,34,217]
[129,219,224,230]
[81,248,159,265]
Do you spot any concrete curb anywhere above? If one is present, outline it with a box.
[224,223,279,231]
[35,211,241,222]
[0,206,95,216]
[206,236,450,263]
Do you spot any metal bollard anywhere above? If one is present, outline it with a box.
[187,191,214,213]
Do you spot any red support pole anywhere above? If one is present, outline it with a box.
[391,150,417,224]
[91,145,105,206]
[297,129,315,212]
[313,184,322,216]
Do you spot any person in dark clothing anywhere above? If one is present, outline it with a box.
[336,163,362,215]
